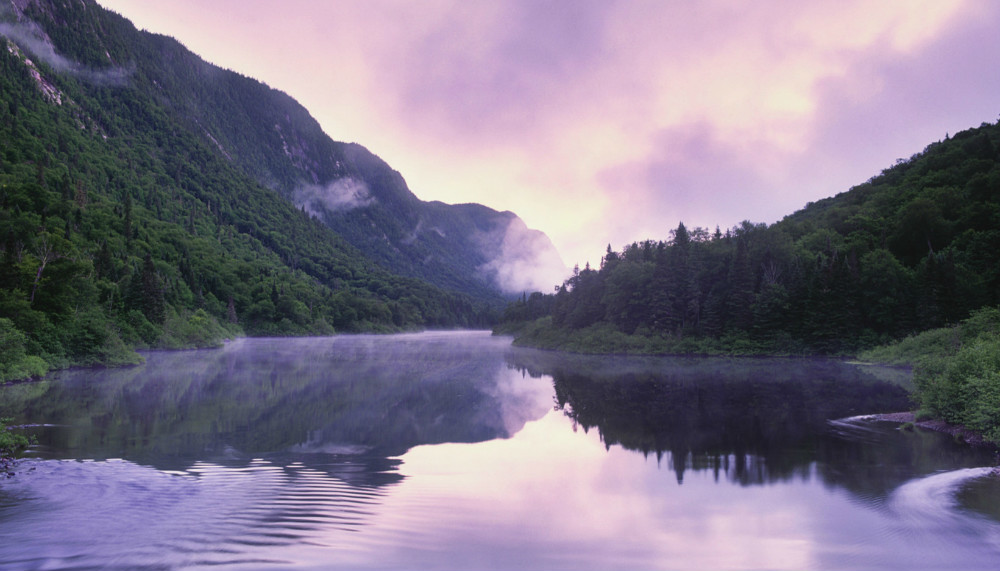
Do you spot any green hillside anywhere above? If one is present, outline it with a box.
[503,120,1000,356]
[0,1,498,381]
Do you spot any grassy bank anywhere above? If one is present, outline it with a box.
[500,317,821,357]
[0,309,242,384]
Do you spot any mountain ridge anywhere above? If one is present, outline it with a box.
[5,0,564,300]
[34,0,565,297]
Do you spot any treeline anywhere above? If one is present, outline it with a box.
[503,120,1000,355]
[0,28,494,381]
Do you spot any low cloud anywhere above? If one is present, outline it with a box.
[292,177,374,218]
[0,19,131,86]
[477,217,568,294]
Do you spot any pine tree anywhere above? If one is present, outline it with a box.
[136,253,165,324]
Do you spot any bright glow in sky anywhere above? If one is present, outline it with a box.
[98,0,1000,268]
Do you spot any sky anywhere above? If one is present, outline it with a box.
[97,0,1000,269]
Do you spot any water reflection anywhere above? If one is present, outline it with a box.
[1,332,550,474]
[2,334,999,570]
[505,349,995,492]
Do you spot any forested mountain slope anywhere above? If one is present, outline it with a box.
[0,0,504,380]
[8,0,562,299]
[504,120,1000,355]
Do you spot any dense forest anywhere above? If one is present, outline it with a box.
[0,3,501,381]
[503,120,1000,356]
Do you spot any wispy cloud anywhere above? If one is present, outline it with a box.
[476,217,567,294]
[0,17,131,86]
[292,177,374,218]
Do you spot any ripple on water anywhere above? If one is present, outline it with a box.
[0,457,391,570]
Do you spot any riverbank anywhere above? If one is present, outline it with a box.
[874,412,1000,453]
[869,412,1000,477]
[499,318,839,357]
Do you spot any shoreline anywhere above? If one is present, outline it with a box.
[872,411,1000,450]
[871,412,1000,477]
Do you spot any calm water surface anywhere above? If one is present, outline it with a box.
[1,331,999,570]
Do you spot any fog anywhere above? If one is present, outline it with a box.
[0,16,130,86]
[477,216,568,294]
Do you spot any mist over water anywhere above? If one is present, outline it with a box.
[1,332,999,570]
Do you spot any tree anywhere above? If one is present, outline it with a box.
[29,234,59,305]
[128,254,165,325]
[726,238,755,332]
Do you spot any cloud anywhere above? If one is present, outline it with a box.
[291,178,373,218]
[0,18,131,86]
[593,127,770,247]
[380,0,615,143]
[803,2,1000,181]
[477,217,567,294]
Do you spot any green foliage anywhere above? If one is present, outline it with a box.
[0,318,49,382]
[859,306,1000,365]
[0,417,30,459]
[861,306,1000,443]
[858,328,962,366]
[913,333,1000,442]
[158,308,237,349]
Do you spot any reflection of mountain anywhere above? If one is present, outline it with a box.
[507,349,918,485]
[1,334,550,478]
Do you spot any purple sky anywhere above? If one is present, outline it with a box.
[99,0,1000,271]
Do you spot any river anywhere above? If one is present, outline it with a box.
[1,331,998,570]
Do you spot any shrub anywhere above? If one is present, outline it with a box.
[0,417,30,458]
[0,318,50,382]
[914,334,1000,441]
[159,308,234,349]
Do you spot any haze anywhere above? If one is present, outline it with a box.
[98,0,1000,270]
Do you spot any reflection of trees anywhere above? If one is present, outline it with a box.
[0,335,546,483]
[508,349,915,485]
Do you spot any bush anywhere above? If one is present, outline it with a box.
[0,417,30,457]
[858,327,961,365]
[0,318,50,382]
[159,308,235,349]
[120,309,162,347]
[914,333,1000,442]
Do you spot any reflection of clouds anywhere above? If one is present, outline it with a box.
[385,412,820,570]
[378,411,1000,570]
[487,365,554,437]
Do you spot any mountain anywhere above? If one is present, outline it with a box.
[502,119,1000,355]
[0,0,559,379]
[3,0,563,299]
